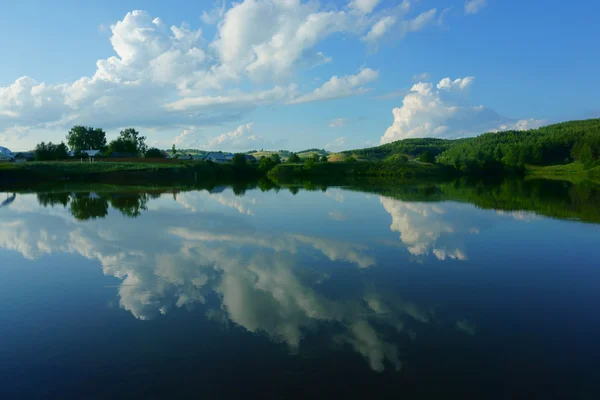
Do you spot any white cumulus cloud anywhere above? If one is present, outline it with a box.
[0,1,456,149]
[381,77,542,144]
[204,123,264,151]
[289,68,379,104]
[437,76,475,90]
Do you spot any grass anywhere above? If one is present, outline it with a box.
[249,151,280,159]
[0,160,262,188]
[526,162,600,184]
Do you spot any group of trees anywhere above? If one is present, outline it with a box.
[437,119,600,172]
[259,153,282,172]
[34,126,156,161]
[106,128,148,156]
[34,142,69,161]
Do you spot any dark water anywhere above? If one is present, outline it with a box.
[1,180,600,399]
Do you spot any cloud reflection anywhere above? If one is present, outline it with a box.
[380,197,484,261]
[0,190,476,372]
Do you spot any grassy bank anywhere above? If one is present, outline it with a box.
[526,162,600,184]
[0,161,261,188]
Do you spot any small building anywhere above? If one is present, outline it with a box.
[245,154,257,163]
[178,154,193,160]
[205,152,228,163]
[0,146,14,162]
[224,153,234,161]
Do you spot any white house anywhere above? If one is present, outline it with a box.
[205,153,228,163]
[0,146,14,162]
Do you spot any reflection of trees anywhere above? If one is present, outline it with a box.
[108,193,149,218]
[35,191,159,220]
[347,179,600,224]
[36,192,69,208]
[231,183,247,197]
[70,194,109,220]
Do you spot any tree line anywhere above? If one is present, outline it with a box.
[342,138,469,160]
[34,125,162,161]
[436,119,600,173]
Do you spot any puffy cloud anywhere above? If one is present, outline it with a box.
[203,122,267,151]
[465,0,487,15]
[1,2,453,149]
[210,0,348,83]
[381,77,542,143]
[289,68,379,104]
[328,118,349,128]
[437,76,475,90]
[364,16,397,42]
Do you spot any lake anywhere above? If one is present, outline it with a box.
[1,180,600,399]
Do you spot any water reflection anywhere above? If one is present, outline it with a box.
[2,179,600,374]
[0,193,16,208]
[35,191,157,220]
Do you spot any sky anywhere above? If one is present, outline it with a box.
[1,0,599,152]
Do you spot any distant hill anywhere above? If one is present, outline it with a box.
[169,118,600,174]
[341,138,471,161]
[437,119,600,172]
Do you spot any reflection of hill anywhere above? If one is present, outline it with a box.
[348,179,600,224]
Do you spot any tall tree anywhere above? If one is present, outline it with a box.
[66,126,107,151]
[108,128,147,156]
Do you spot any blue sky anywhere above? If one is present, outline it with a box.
[1,0,599,152]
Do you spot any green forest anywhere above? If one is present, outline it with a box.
[342,138,469,160]
[437,119,600,173]
[343,119,600,175]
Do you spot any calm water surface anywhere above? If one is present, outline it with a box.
[1,182,600,399]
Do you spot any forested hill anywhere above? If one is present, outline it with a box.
[342,138,470,160]
[437,119,600,172]
[343,119,600,173]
